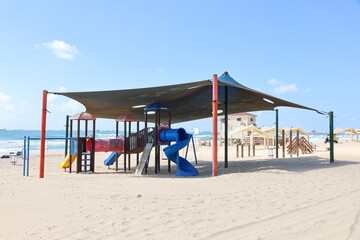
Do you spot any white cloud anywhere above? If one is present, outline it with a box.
[273,84,298,94]
[156,68,165,73]
[48,86,68,102]
[268,78,281,85]
[59,100,84,113]
[0,92,27,115]
[0,92,11,102]
[268,78,310,94]
[58,86,67,92]
[41,40,79,59]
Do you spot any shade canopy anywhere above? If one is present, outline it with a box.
[231,125,273,137]
[116,114,139,122]
[53,72,316,123]
[334,127,344,134]
[262,126,288,136]
[343,127,357,134]
[291,127,309,136]
[70,112,96,120]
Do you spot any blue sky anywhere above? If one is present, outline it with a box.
[0,0,359,132]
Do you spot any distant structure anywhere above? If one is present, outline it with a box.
[220,112,257,139]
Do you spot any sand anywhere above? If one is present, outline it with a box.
[1,141,360,240]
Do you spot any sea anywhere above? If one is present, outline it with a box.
[0,130,213,155]
[0,129,350,155]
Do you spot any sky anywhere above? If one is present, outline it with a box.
[0,0,359,132]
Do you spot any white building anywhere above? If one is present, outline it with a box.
[219,112,257,139]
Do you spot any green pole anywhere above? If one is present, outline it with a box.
[65,115,69,157]
[329,111,334,163]
[224,86,228,168]
[275,109,279,158]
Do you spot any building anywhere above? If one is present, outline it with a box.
[219,112,257,139]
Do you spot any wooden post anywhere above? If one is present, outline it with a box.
[248,144,250,157]
[236,144,239,158]
[296,130,300,157]
[212,74,218,176]
[282,129,285,158]
[253,144,255,157]
[241,143,244,158]
[290,130,292,158]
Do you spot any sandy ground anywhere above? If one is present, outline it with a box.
[1,141,360,240]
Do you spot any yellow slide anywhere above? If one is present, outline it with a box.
[60,154,77,169]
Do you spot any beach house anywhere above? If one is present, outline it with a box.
[219,112,257,139]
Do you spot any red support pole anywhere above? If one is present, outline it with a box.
[39,90,48,178]
[212,74,218,177]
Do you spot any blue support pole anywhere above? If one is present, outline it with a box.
[27,136,30,177]
[192,136,198,165]
[23,136,26,176]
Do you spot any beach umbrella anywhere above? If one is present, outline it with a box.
[262,126,288,136]
[292,127,309,141]
[334,128,344,134]
[343,128,358,142]
[230,124,272,147]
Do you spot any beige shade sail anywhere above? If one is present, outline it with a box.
[230,125,269,137]
[334,128,344,134]
[291,127,309,136]
[262,126,288,136]
[343,127,357,134]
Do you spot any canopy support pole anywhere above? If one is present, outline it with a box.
[65,115,69,157]
[329,111,334,163]
[39,90,48,178]
[275,109,279,158]
[212,74,218,177]
[224,86,228,168]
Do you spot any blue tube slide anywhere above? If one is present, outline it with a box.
[104,152,121,166]
[159,128,199,176]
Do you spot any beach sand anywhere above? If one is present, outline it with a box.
[1,141,360,239]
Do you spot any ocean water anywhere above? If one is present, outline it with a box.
[0,130,214,155]
[0,130,352,155]
[0,130,118,155]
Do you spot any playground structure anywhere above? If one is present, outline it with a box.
[37,72,335,179]
[57,102,198,177]
[60,112,96,173]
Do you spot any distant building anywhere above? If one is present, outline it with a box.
[219,112,257,139]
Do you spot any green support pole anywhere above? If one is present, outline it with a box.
[224,86,228,168]
[65,115,69,157]
[329,111,334,163]
[275,109,279,158]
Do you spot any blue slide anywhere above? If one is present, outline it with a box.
[159,128,199,177]
[104,152,121,166]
